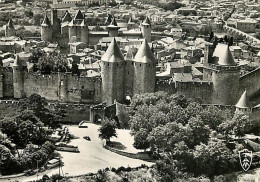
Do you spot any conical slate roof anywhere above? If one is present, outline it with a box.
[142,16,151,25]
[80,19,87,27]
[69,19,76,26]
[13,55,23,67]
[42,14,51,26]
[108,17,118,28]
[74,10,84,20]
[101,38,125,63]
[62,11,72,23]
[236,90,252,108]
[6,19,14,29]
[213,44,236,66]
[105,14,113,24]
[134,39,155,63]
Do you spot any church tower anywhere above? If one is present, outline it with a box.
[133,39,156,95]
[41,14,52,42]
[107,17,120,37]
[210,44,240,105]
[141,17,151,42]
[101,38,125,105]
[13,55,24,99]
[5,19,15,37]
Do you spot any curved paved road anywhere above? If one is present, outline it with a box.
[5,124,152,182]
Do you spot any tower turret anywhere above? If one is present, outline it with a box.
[41,14,52,42]
[101,38,125,105]
[235,90,252,113]
[13,55,24,99]
[141,17,151,42]
[80,19,89,45]
[5,19,15,37]
[133,39,156,95]
[128,17,135,30]
[61,11,72,36]
[124,47,138,97]
[107,17,120,37]
[51,9,61,39]
[211,44,240,105]
[105,14,113,25]
[69,19,77,41]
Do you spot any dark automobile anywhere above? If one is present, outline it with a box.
[83,136,91,141]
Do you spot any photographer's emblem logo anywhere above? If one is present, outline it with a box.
[239,149,252,171]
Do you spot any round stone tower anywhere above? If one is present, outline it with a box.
[80,19,89,45]
[141,17,152,42]
[133,39,156,95]
[51,9,61,39]
[41,14,52,42]
[124,46,137,97]
[5,19,15,37]
[107,17,120,37]
[101,38,125,105]
[68,20,77,41]
[211,44,240,105]
[61,10,72,36]
[13,55,24,99]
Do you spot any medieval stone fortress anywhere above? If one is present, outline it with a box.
[0,1,260,123]
[1,0,260,181]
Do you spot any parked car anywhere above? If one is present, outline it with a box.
[55,142,80,153]
[46,158,63,169]
[24,169,36,176]
[79,121,88,128]
[83,136,91,141]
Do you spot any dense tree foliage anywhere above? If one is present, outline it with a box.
[0,141,55,175]
[218,111,252,138]
[19,94,62,128]
[16,26,40,39]
[37,52,70,74]
[0,94,59,175]
[98,118,117,143]
[1,110,49,148]
[127,92,252,178]
[29,50,70,74]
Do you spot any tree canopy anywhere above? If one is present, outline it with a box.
[127,92,251,178]
[98,118,117,143]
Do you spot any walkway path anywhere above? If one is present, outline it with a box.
[4,124,152,182]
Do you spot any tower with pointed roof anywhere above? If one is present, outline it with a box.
[127,17,135,30]
[206,44,241,105]
[41,14,53,42]
[5,19,15,37]
[13,55,24,99]
[124,46,137,97]
[80,19,89,45]
[235,90,252,113]
[68,10,89,45]
[141,17,151,42]
[51,9,61,39]
[107,17,120,37]
[61,10,72,37]
[133,39,156,95]
[101,38,125,105]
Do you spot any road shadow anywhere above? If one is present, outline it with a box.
[109,141,127,150]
